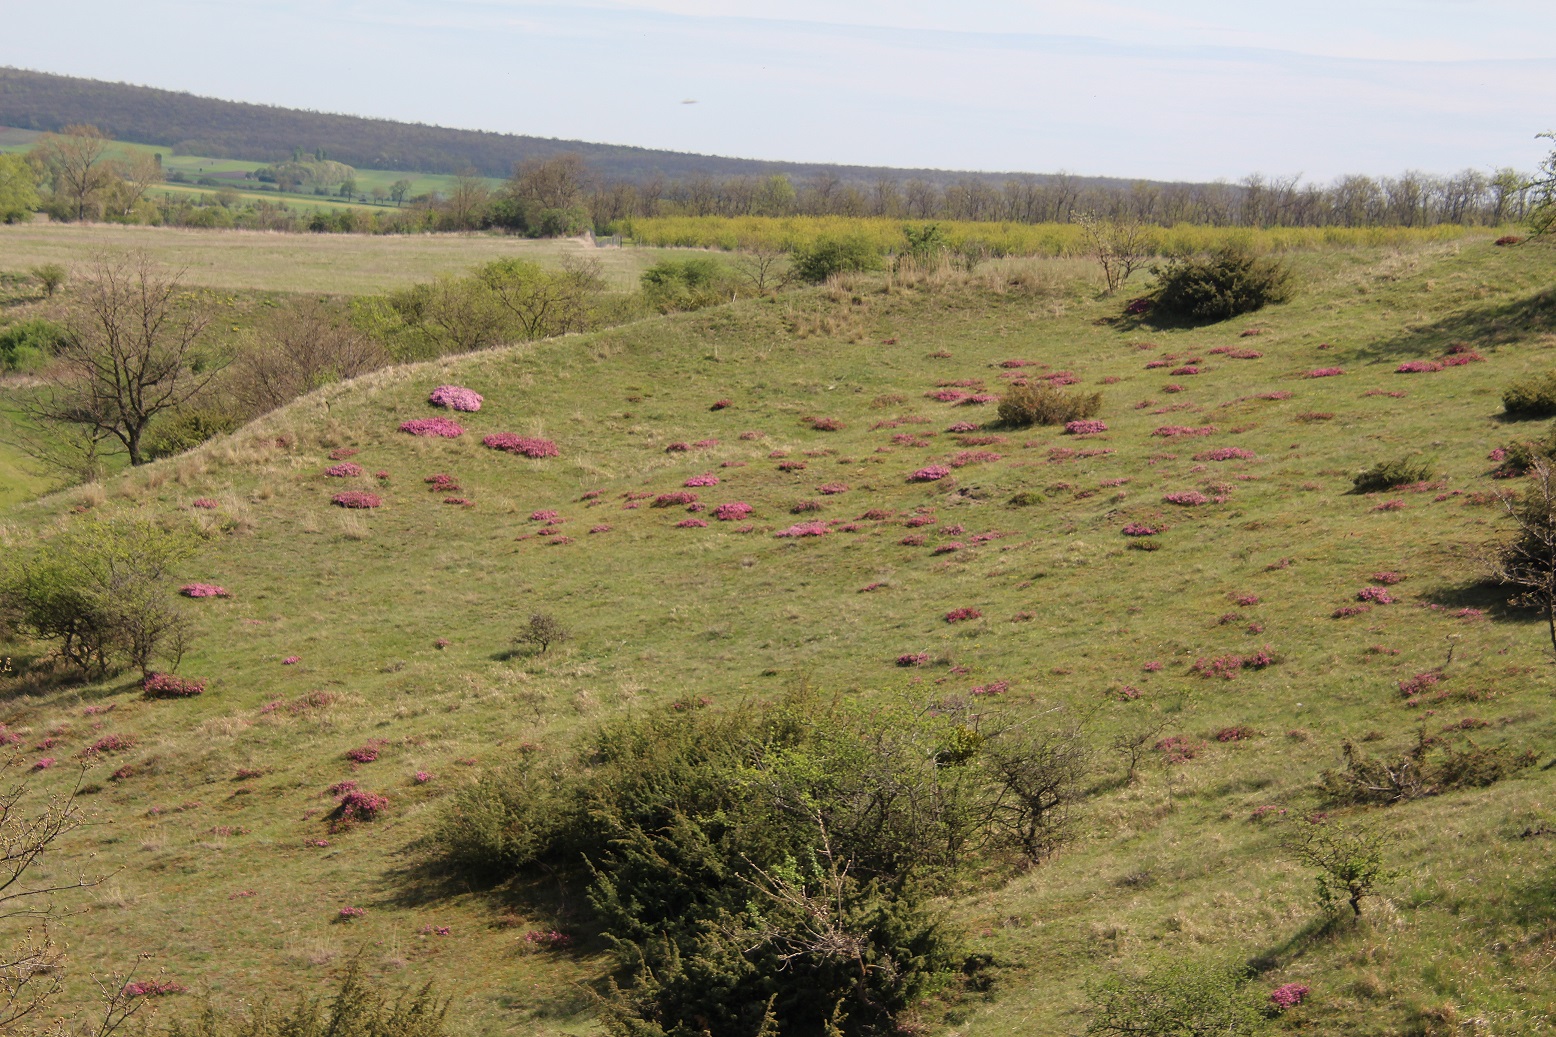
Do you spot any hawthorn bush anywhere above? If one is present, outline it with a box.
[1502,371,1556,418]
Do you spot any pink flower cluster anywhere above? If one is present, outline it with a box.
[817,483,850,495]
[971,680,1010,696]
[191,497,219,509]
[1399,672,1441,698]
[1357,586,1394,604]
[399,417,465,438]
[896,652,930,667]
[1306,367,1344,378]
[1269,984,1310,1011]
[1122,523,1162,536]
[909,465,952,482]
[946,421,981,432]
[428,385,484,411]
[1065,420,1108,435]
[774,521,829,538]
[1155,735,1201,763]
[325,462,364,477]
[1163,491,1210,506]
[332,789,389,826]
[328,448,359,460]
[714,502,753,520]
[1153,425,1217,438]
[949,450,1001,467]
[143,673,207,698]
[676,518,708,528]
[530,509,559,522]
[684,473,720,487]
[1195,447,1255,461]
[337,906,366,921]
[652,491,699,507]
[123,980,186,998]
[346,740,387,764]
[332,491,382,509]
[1395,360,1442,373]
[777,460,808,472]
[180,583,230,598]
[524,929,573,949]
[944,607,982,623]
[483,433,559,458]
[282,656,301,665]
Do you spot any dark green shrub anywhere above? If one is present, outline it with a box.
[1502,372,1556,418]
[1286,819,1394,917]
[997,384,1103,427]
[1149,243,1294,322]
[145,408,239,460]
[1320,734,1536,805]
[791,235,883,283]
[0,318,66,372]
[641,256,730,313]
[1087,958,1263,1037]
[435,691,1061,1036]
[1352,458,1434,493]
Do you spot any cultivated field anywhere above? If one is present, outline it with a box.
[0,222,685,293]
[1,231,1554,1035]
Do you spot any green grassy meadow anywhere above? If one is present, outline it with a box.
[2,233,1556,1034]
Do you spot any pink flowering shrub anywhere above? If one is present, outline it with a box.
[684,473,720,487]
[443,496,473,506]
[1143,660,1163,672]
[652,491,699,507]
[180,583,230,598]
[332,491,381,509]
[345,740,387,764]
[123,980,186,998]
[399,417,464,438]
[143,673,206,698]
[414,771,433,784]
[711,398,732,410]
[909,465,952,482]
[676,518,708,528]
[1357,586,1394,604]
[932,542,963,555]
[713,502,753,521]
[328,448,359,460]
[946,421,981,433]
[1153,425,1217,438]
[282,656,301,665]
[32,758,54,771]
[774,521,829,538]
[1332,604,1371,618]
[337,906,366,921]
[817,482,849,495]
[926,389,966,402]
[806,416,846,431]
[1065,419,1108,435]
[1163,491,1210,506]
[1307,367,1344,378]
[530,509,559,522]
[191,497,219,509]
[665,442,690,453]
[1372,499,1405,512]
[1395,360,1442,374]
[1441,351,1484,366]
[949,450,1001,467]
[589,524,612,534]
[324,461,364,478]
[1196,447,1255,461]
[896,652,930,667]
[1155,736,1201,763]
[81,734,134,757]
[428,385,483,411]
[1162,384,1186,394]
[1399,672,1441,698]
[524,929,573,950]
[777,460,808,472]
[694,439,720,449]
[1269,984,1310,1011]
[1121,523,1162,536]
[1258,390,1294,400]
[791,500,823,514]
[971,680,1010,696]
[944,607,982,623]
[1170,365,1201,376]
[900,534,927,546]
[904,514,936,527]
[483,433,559,458]
[329,788,388,829]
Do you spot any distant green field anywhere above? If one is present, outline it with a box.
[2,230,1555,1034]
[0,222,687,293]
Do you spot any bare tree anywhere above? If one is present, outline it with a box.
[979,720,1091,864]
[1076,210,1155,294]
[228,302,387,415]
[24,252,223,466]
[1488,459,1556,656]
[1110,713,1170,785]
[31,125,116,222]
[732,244,795,293]
[110,152,163,217]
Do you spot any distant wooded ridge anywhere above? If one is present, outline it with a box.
[0,66,1141,189]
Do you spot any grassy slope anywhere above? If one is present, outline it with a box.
[4,237,1556,1035]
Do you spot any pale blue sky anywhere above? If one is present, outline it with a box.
[4,0,1553,180]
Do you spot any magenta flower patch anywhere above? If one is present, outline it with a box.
[1065,420,1108,435]
[1357,586,1394,604]
[399,417,464,438]
[774,521,829,538]
[1163,491,1210,506]
[332,491,382,509]
[180,583,230,598]
[483,433,559,458]
[684,473,720,487]
[944,607,982,623]
[1395,360,1442,374]
[909,465,952,482]
[1269,984,1309,1011]
[143,673,206,698]
[328,448,359,460]
[191,497,219,509]
[1153,425,1217,438]
[653,491,699,507]
[1306,367,1344,378]
[1122,523,1162,536]
[428,385,483,411]
[896,652,930,667]
[1195,447,1255,461]
[676,518,708,528]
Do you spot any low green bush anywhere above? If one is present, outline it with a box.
[0,318,66,373]
[1148,243,1294,322]
[1352,458,1434,493]
[791,235,883,283]
[641,256,731,313]
[1086,958,1263,1037]
[145,408,239,460]
[1502,372,1556,418]
[997,384,1103,427]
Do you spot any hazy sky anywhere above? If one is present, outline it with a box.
[4,0,1553,181]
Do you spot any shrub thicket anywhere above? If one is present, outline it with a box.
[0,318,65,373]
[1502,372,1556,418]
[436,692,1088,1037]
[997,384,1103,428]
[640,256,732,313]
[1351,458,1434,493]
[791,235,883,283]
[1319,734,1535,805]
[1148,244,1293,322]
[1086,958,1263,1037]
